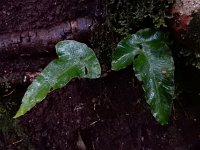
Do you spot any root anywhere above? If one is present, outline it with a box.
[0,17,94,58]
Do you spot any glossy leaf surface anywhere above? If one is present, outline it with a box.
[112,28,174,124]
[14,40,101,118]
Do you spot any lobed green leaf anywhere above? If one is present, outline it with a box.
[14,40,101,118]
[112,28,174,125]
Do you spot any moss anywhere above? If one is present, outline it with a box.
[179,11,200,69]
[105,0,173,35]
[173,11,200,95]
[90,0,173,67]
[173,10,200,71]
[0,86,32,149]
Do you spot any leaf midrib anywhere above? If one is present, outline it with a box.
[140,46,162,116]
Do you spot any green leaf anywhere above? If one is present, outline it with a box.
[14,40,101,118]
[112,28,174,125]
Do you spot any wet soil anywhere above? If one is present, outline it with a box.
[1,0,200,150]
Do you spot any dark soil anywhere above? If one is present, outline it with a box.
[1,0,200,150]
[1,60,200,150]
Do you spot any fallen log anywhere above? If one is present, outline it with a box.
[0,17,94,59]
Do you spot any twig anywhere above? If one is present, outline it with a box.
[3,90,15,97]
[7,139,24,147]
